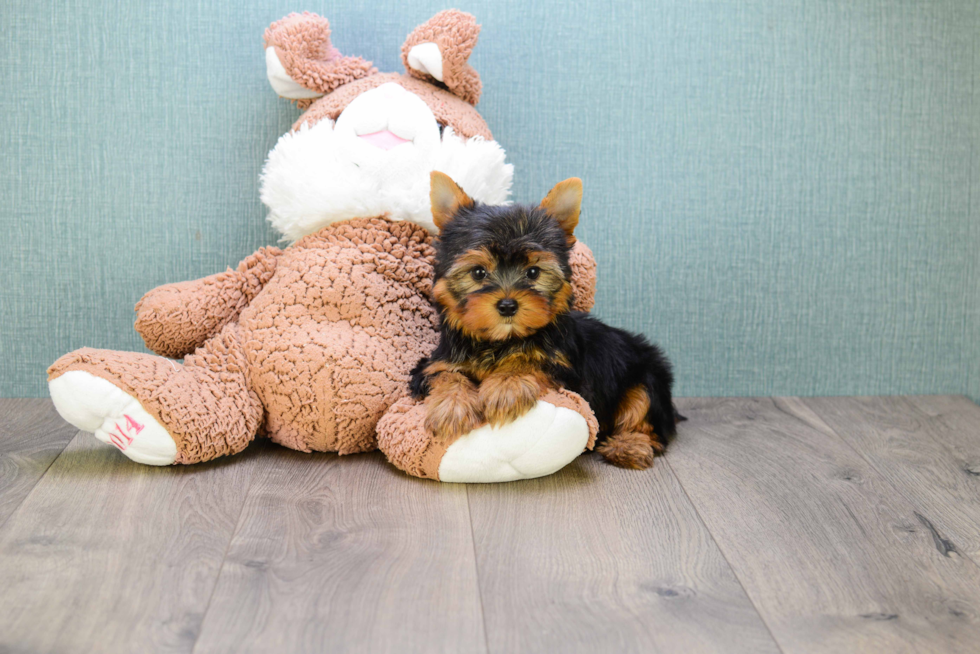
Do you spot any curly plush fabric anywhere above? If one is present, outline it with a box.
[401,9,483,106]
[263,12,377,106]
[569,241,597,312]
[135,246,282,358]
[241,218,439,454]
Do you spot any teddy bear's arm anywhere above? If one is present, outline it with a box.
[568,240,597,312]
[134,246,282,359]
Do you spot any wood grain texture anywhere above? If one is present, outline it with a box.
[0,398,78,528]
[7,397,980,653]
[800,396,980,559]
[669,397,980,654]
[905,396,980,471]
[0,432,267,654]
[466,453,781,654]
[192,450,487,654]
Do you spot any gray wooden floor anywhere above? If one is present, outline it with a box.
[1,396,980,653]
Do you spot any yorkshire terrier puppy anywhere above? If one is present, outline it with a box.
[410,171,679,469]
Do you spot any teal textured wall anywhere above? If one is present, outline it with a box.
[1,0,978,399]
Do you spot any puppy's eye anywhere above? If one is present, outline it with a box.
[526,266,541,281]
[471,266,488,281]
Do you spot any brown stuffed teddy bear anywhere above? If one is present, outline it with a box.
[47,10,599,482]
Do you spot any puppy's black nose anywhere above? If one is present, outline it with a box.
[496,298,519,317]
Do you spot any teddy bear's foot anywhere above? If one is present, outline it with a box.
[378,389,599,483]
[49,371,178,466]
[438,400,588,483]
[48,326,262,465]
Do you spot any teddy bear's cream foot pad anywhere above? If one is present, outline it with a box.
[437,401,589,483]
[49,371,178,466]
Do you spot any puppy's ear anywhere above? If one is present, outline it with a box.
[430,171,474,231]
[540,178,582,244]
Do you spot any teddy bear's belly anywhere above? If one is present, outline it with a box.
[236,255,438,454]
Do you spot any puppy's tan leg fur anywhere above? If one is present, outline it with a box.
[596,432,655,469]
[424,372,483,440]
[598,385,662,469]
[479,372,545,427]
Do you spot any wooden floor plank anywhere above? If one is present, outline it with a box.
[0,431,268,654]
[192,450,487,654]
[0,398,79,527]
[5,397,980,653]
[668,397,980,654]
[904,396,980,461]
[800,396,980,559]
[466,453,781,654]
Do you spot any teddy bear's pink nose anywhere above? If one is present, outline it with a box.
[358,130,411,150]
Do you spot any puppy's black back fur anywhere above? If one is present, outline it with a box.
[548,312,677,441]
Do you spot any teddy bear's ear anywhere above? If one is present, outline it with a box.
[264,12,377,108]
[401,10,483,106]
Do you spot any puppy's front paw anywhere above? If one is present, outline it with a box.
[596,432,656,470]
[423,371,483,440]
[424,391,483,440]
[480,374,542,427]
